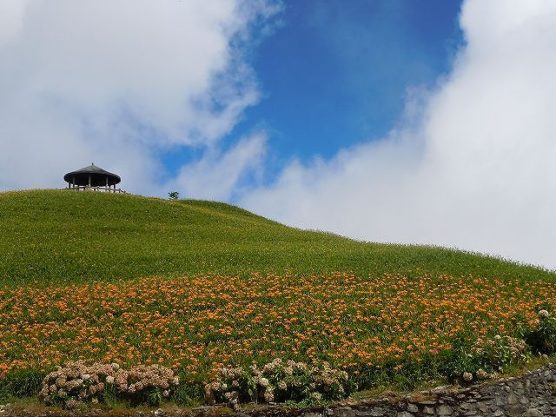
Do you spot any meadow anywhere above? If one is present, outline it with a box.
[1,190,556,404]
[0,190,553,287]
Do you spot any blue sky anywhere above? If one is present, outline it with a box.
[222,1,462,178]
[162,0,464,181]
[3,0,556,269]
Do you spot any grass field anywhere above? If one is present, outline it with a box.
[1,190,556,403]
[0,190,553,287]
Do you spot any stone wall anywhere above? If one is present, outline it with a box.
[291,364,556,417]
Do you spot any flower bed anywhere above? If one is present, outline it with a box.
[2,273,556,404]
[39,362,178,407]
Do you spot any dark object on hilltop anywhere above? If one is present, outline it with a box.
[168,191,179,200]
[64,163,125,193]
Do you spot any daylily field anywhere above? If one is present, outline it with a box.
[2,273,554,386]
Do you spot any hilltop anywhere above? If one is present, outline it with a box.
[0,190,553,287]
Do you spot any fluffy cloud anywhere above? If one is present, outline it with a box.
[242,0,556,270]
[169,132,266,201]
[0,0,275,194]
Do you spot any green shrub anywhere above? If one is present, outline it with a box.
[170,381,204,407]
[0,368,45,401]
[477,335,529,371]
[435,334,482,381]
[433,332,529,384]
[526,309,556,354]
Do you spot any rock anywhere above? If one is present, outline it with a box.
[335,407,355,417]
[523,409,543,417]
[406,403,418,413]
[423,406,435,415]
[463,372,474,382]
[436,404,453,415]
[507,393,519,405]
[460,402,476,411]
[367,408,389,416]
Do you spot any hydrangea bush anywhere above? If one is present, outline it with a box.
[454,310,556,383]
[39,361,179,407]
[438,331,529,384]
[477,335,529,371]
[205,359,356,407]
[527,309,556,354]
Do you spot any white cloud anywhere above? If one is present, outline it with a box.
[170,132,266,201]
[0,0,30,47]
[0,0,276,194]
[241,0,556,270]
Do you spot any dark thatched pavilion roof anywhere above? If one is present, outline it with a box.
[64,163,121,187]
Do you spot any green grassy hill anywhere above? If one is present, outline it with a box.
[0,189,553,287]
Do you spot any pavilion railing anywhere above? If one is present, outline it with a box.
[65,185,127,193]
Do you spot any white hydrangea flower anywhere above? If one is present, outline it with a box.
[310,392,322,401]
[539,309,550,318]
[263,389,274,402]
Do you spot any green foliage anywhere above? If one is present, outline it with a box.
[434,334,481,381]
[434,332,530,382]
[478,335,529,371]
[168,191,179,200]
[102,383,119,408]
[526,311,556,354]
[0,368,45,401]
[171,382,204,407]
[0,190,553,287]
[146,388,162,407]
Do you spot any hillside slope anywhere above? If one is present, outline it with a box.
[0,190,553,286]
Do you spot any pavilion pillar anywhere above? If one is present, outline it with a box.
[88,175,91,188]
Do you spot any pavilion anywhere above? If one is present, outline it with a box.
[63,163,125,193]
